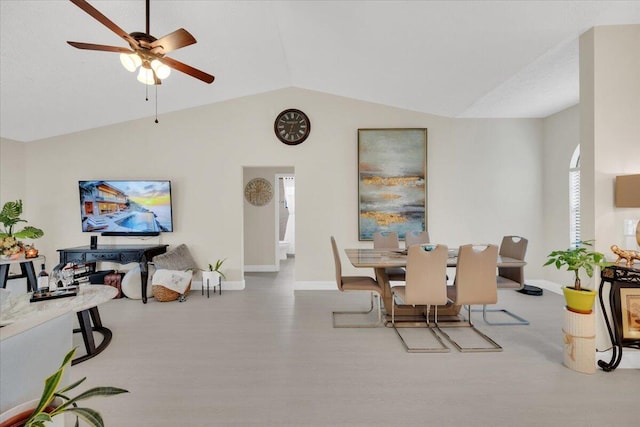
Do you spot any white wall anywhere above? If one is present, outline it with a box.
[591,25,640,252]
[541,105,581,286]
[0,138,26,204]
[1,88,545,286]
[441,119,544,273]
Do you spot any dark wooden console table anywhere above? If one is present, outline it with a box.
[597,265,640,371]
[56,244,168,304]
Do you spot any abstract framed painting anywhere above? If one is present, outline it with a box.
[358,128,427,241]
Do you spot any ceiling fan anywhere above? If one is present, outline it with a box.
[67,0,214,85]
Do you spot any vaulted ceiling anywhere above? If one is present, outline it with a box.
[1,1,639,142]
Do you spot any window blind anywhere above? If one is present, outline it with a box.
[569,145,581,249]
[569,170,581,247]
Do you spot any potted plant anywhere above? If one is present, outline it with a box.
[544,240,610,314]
[0,200,44,260]
[201,259,226,291]
[0,348,128,427]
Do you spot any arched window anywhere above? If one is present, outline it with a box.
[569,145,580,248]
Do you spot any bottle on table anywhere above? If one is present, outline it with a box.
[37,263,49,291]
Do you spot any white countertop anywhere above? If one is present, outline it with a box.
[0,285,116,327]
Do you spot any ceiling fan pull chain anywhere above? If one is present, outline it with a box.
[155,85,159,124]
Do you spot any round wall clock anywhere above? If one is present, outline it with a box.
[244,178,273,206]
[274,109,311,145]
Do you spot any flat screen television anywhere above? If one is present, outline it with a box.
[78,180,174,236]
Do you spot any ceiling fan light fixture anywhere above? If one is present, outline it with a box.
[120,52,142,72]
[137,67,155,85]
[151,59,171,79]
[68,0,215,85]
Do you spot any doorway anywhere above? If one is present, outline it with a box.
[276,174,295,270]
[243,167,294,273]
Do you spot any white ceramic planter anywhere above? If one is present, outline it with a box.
[201,271,221,289]
[0,397,65,427]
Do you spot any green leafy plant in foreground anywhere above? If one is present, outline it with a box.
[24,348,128,427]
[543,240,609,291]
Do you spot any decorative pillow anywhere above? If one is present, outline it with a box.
[121,265,153,300]
[152,244,199,272]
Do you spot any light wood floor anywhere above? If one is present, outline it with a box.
[70,258,638,426]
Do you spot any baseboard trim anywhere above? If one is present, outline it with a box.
[597,348,640,369]
[293,281,336,291]
[244,265,279,272]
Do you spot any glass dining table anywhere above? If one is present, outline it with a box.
[344,248,526,324]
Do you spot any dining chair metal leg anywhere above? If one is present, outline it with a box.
[332,292,382,328]
[473,305,530,326]
[438,305,502,352]
[392,302,450,353]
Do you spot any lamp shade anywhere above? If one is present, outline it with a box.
[151,59,171,79]
[137,67,155,85]
[615,174,640,207]
[120,53,141,72]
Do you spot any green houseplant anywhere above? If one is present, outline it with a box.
[0,348,128,427]
[207,258,226,280]
[0,200,44,259]
[544,240,609,313]
[201,259,226,293]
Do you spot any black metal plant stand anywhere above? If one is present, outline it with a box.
[201,275,222,298]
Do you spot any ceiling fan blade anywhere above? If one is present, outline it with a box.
[150,29,197,55]
[67,41,134,54]
[159,56,215,84]
[69,0,137,47]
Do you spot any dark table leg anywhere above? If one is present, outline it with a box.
[76,310,96,354]
[1,261,37,291]
[140,260,150,304]
[597,278,621,372]
[19,261,38,292]
[72,306,113,365]
[0,264,9,289]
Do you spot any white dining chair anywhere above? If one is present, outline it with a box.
[372,231,405,282]
[439,244,502,352]
[330,236,383,328]
[391,244,450,352]
[479,235,530,325]
[404,230,430,248]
